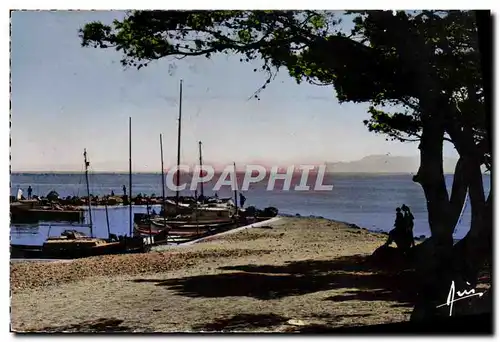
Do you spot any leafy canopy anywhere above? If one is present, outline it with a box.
[80,10,487,168]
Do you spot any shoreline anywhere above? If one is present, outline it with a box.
[10,210,430,241]
[11,216,417,332]
[278,214,428,240]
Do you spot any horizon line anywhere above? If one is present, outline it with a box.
[10,154,461,173]
[11,170,462,175]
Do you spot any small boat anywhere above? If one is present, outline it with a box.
[135,217,236,234]
[10,230,149,259]
[150,216,235,228]
[134,225,211,237]
[161,199,236,218]
[133,211,238,243]
[10,148,151,260]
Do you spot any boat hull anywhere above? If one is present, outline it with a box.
[136,219,236,231]
[161,199,235,218]
[10,237,149,260]
[134,219,238,242]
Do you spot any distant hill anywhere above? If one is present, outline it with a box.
[325,155,459,174]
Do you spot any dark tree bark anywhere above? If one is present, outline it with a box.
[411,127,490,320]
[411,120,457,320]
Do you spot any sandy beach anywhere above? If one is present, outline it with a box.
[11,217,418,332]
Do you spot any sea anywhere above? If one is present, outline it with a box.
[10,172,491,246]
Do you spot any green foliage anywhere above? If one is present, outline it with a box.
[80,11,330,70]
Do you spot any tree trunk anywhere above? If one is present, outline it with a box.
[411,142,490,320]
[447,120,490,284]
[452,166,491,286]
[389,15,490,320]
[410,115,459,320]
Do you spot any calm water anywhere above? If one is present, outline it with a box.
[10,172,491,246]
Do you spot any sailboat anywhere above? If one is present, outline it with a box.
[11,149,149,259]
[133,138,237,240]
[159,80,237,219]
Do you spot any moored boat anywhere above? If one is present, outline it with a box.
[161,198,236,218]
[10,148,151,260]
[134,217,236,236]
[10,229,149,259]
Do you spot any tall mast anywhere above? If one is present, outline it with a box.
[194,189,199,235]
[129,117,133,237]
[104,200,110,239]
[198,141,204,199]
[160,133,167,229]
[83,149,93,237]
[176,80,183,206]
[233,161,238,212]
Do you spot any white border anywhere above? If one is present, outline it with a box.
[3,1,498,10]
[2,4,11,339]
[3,3,499,341]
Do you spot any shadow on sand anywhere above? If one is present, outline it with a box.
[191,313,288,331]
[132,254,417,304]
[16,318,137,333]
[190,312,374,332]
[131,252,418,332]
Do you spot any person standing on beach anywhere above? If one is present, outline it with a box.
[402,204,415,248]
[16,188,23,201]
[122,185,127,196]
[239,192,246,208]
[27,186,32,200]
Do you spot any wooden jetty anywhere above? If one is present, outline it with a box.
[10,200,85,224]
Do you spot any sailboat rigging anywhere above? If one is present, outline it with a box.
[129,116,133,237]
[198,141,204,199]
[83,148,93,237]
[160,133,167,240]
[176,79,183,206]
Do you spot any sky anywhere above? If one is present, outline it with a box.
[10,10,458,172]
